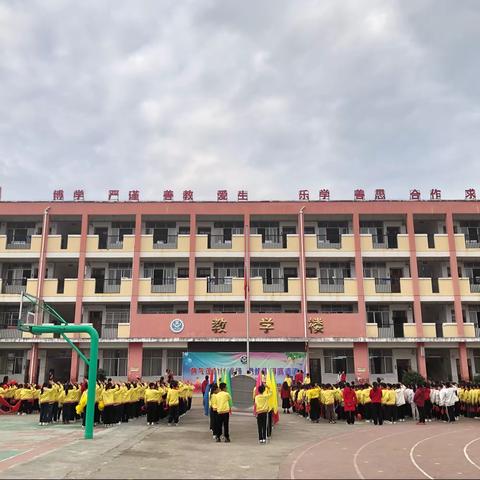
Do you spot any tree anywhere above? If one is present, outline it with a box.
[97,368,106,382]
[402,370,426,386]
[473,374,480,384]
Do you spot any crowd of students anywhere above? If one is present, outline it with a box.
[280,375,480,426]
[0,375,194,428]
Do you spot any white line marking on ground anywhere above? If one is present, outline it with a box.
[463,437,480,471]
[290,431,362,479]
[408,428,471,480]
[353,431,410,479]
[0,449,33,464]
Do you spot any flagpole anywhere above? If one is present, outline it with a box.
[245,222,251,371]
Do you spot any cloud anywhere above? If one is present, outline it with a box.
[0,0,478,201]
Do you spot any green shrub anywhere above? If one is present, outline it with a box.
[402,370,426,386]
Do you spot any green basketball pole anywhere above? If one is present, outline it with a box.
[18,293,99,440]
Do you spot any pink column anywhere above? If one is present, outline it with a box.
[129,213,142,326]
[352,213,366,333]
[445,212,465,336]
[70,213,89,382]
[458,342,470,381]
[127,342,143,380]
[353,342,369,381]
[188,213,197,314]
[416,342,427,379]
[406,212,424,336]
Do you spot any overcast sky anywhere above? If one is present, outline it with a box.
[0,0,479,202]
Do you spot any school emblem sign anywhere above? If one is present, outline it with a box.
[308,317,324,334]
[170,318,185,334]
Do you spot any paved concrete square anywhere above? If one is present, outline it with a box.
[1,401,480,479]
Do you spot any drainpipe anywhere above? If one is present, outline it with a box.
[298,206,309,373]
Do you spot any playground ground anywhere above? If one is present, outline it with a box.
[1,400,480,479]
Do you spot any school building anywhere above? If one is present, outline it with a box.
[1,198,480,385]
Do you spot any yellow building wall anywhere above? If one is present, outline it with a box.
[438,278,454,295]
[46,235,81,253]
[454,234,466,252]
[459,278,473,296]
[443,323,459,337]
[117,323,130,338]
[422,323,436,337]
[463,323,475,338]
[403,324,417,338]
[366,323,378,337]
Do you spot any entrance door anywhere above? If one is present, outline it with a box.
[282,226,296,248]
[386,227,400,248]
[309,358,322,384]
[89,311,103,336]
[92,268,105,294]
[94,227,108,249]
[283,267,298,293]
[392,311,407,337]
[45,350,72,383]
[390,268,403,293]
[396,359,411,382]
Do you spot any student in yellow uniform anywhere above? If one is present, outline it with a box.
[304,374,311,385]
[209,383,219,439]
[322,385,336,423]
[101,384,116,427]
[145,382,161,426]
[166,381,180,426]
[362,384,372,423]
[306,384,321,423]
[63,384,79,424]
[255,385,272,444]
[39,382,54,426]
[215,382,231,443]
[284,374,293,388]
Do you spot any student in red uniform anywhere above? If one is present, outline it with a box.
[369,382,383,426]
[280,381,291,414]
[342,382,357,425]
[414,385,426,424]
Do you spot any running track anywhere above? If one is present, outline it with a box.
[281,422,480,479]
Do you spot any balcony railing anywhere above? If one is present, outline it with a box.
[0,328,22,338]
[101,324,119,339]
[2,279,28,294]
[371,234,398,249]
[151,278,176,293]
[0,312,18,326]
[469,281,480,293]
[207,277,233,293]
[97,235,124,250]
[317,235,341,249]
[476,326,480,337]
[464,236,480,248]
[319,277,345,293]
[153,235,178,249]
[371,322,405,338]
[94,278,121,294]
[263,277,287,293]
[375,278,392,293]
[261,234,283,249]
[209,235,233,249]
[6,238,32,249]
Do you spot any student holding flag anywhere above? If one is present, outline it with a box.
[254,384,272,444]
[215,382,232,442]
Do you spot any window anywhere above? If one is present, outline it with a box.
[102,349,127,376]
[319,262,351,280]
[141,304,174,314]
[197,267,211,278]
[367,305,390,326]
[304,226,316,234]
[166,350,183,376]
[178,226,190,235]
[177,268,189,278]
[213,262,244,278]
[319,304,354,313]
[363,262,387,279]
[324,349,354,374]
[473,350,480,373]
[306,267,317,278]
[369,349,393,374]
[251,304,282,313]
[0,350,25,375]
[107,263,132,279]
[212,304,244,313]
[142,349,163,377]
